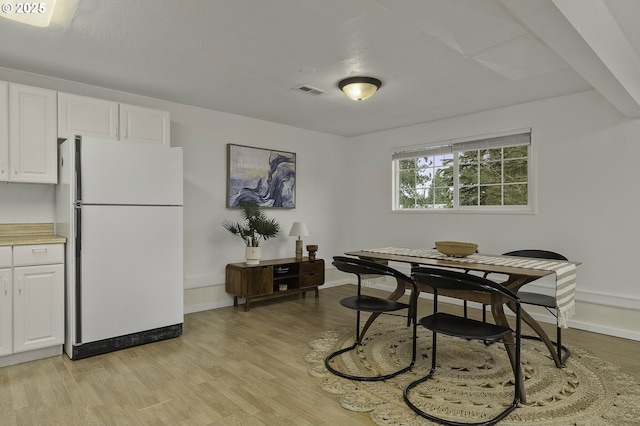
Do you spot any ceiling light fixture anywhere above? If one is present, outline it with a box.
[338,77,382,101]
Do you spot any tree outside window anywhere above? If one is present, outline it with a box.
[394,132,530,211]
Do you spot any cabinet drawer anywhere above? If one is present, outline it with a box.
[0,246,11,267]
[301,270,324,288]
[301,260,324,274]
[12,244,64,266]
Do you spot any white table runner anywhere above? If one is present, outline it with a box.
[362,247,577,328]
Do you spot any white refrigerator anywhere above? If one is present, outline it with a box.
[56,136,184,359]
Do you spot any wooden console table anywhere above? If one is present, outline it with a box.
[225,257,325,311]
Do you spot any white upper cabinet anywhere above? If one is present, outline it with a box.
[0,81,8,182]
[120,103,170,145]
[58,93,119,140]
[58,94,170,146]
[8,83,57,184]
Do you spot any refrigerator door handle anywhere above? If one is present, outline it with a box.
[75,135,82,202]
[74,135,83,344]
[74,204,82,343]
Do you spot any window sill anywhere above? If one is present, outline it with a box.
[391,207,536,215]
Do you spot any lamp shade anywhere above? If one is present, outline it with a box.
[338,77,382,101]
[289,222,309,237]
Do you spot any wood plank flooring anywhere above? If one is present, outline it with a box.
[0,285,638,425]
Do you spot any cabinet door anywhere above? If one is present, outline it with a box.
[120,103,170,145]
[58,93,119,140]
[12,264,64,353]
[243,265,273,296]
[0,81,8,182]
[0,268,12,356]
[8,83,57,183]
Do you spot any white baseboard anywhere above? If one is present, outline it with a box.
[182,275,640,342]
[184,300,232,314]
[183,278,351,314]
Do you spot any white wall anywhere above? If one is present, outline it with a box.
[0,67,349,313]
[169,102,349,311]
[343,90,640,340]
[2,66,639,340]
[0,183,56,221]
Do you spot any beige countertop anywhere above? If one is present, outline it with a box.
[0,223,66,246]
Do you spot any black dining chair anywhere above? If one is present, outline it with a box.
[325,256,418,381]
[414,247,479,319]
[405,267,522,425]
[501,249,571,365]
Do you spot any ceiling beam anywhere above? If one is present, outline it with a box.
[502,0,640,118]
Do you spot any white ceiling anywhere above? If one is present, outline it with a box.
[1,0,639,137]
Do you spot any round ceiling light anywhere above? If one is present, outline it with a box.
[338,77,382,101]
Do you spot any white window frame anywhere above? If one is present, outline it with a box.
[391,128,535,214]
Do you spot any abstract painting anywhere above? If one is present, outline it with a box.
[227,144,296,208]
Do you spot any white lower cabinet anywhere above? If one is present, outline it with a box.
[0,266,12,356]
[12,263,64,353]
[0,244,64,366]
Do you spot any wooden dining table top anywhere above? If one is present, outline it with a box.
[345,249,577,279]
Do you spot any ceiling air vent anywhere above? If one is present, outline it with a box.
[296,85,325,95]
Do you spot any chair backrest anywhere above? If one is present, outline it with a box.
[502,249,567,261]
[412,266,518,303]
[333,256,415,289]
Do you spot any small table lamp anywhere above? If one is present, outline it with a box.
[289,222,309,260]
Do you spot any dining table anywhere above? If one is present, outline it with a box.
[345,247,580,403]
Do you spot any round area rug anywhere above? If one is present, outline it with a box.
[304,318,640,425]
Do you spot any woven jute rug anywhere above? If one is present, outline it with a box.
[304,317,640,425]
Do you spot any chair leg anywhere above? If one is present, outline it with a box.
[403,330,519,425]
[355,309,362,344]
[325,310,418,382]
[403,331,438,420]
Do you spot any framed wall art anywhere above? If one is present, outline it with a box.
[227,144,296,208]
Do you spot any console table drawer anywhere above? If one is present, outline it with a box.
[301,260,324,274]
[301,271,324,288]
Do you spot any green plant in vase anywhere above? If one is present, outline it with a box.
[223,202,280,264]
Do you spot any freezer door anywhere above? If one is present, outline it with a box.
[79,137,183,206]
[79,205,183,343]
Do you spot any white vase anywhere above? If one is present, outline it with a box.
[245,246,261,265]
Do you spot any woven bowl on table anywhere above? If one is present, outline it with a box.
[435,241,478,257]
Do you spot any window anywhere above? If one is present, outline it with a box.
[393,130,531,211]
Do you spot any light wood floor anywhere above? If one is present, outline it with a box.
[1,285,639,425]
